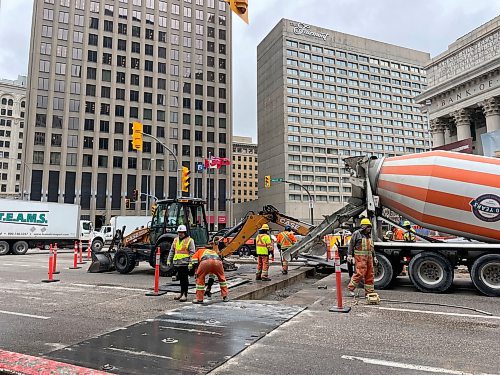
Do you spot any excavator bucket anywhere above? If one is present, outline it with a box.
[88,225,125,273]
[88,251,115,273]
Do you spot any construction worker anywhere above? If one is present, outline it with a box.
[403,220,416,242]
[347,218,378,296]
[393,226,405,241]
[189,247,228,304]
[276,225,297,275]
[167,225,195,302]
[255,224,273,281]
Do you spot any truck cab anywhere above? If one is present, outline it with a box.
[99,225,114,243]
[79,220,105,251]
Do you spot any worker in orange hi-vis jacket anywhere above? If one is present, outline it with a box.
[189,248,228,304]
[276,225,297,275]
[347,218,378,296]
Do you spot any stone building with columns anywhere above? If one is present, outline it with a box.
[0,75,27,198]
[416,16,500,157]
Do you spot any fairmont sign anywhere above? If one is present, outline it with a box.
[292,22,329,41]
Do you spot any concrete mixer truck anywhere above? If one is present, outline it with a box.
[284,151,500,297]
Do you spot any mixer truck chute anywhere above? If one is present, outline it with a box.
[285,151,500,297]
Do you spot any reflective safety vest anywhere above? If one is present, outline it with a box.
[404,229,416,242]
[256,234,271,255]
[192,248,220,264]
[173,237,193,261]
[277,231,295,249]
[354,237,373,256]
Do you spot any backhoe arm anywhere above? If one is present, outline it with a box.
[216,205,313,258]
[217,213,271,257]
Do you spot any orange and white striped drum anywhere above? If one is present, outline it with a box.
[368,151,500,243]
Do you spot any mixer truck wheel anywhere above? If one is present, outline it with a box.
[114,249,136,274]
[409,252,453,293]
[0,241,10,255]
[12,241,29,255]
[374,253,393,289]
[470,254,500,297]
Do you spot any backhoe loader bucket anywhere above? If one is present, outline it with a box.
[88,251,115,273]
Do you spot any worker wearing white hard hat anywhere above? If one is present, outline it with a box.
[167,224,196,302]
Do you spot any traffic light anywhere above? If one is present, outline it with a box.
[226,0,249,24]
[125,198,131,209]
[181,166,191,193]
[151,203,157,217]
[264,175,271,188]
[132,121,143,151]
[132,188,139,201]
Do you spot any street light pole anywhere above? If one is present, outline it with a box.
[284,180,314,225]
[142,133,181,199]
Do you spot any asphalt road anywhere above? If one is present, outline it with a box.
[212,273,500,375]
[1,251,499,374]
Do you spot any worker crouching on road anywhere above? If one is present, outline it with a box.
[189,248,228,304]
[277,225,297,275]
[347,218,378,296]
[167,225,195,302]
[255,224,273,281]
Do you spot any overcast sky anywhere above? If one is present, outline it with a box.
[1,0,499,141]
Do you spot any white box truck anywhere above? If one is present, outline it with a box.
[99,216,151,243]
[0,199,105,255]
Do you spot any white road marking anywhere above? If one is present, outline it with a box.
[0,309,50,320]
[69,283,150,293]
[341,355,488,374]
[107,347,173,360]
[15,280,29,283]
[158,325,222,336]
[155,318,226,328]
[367,306,500,321]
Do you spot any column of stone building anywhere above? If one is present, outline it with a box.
[482,97,500,132]
[430,119,446,147]
[452,108,472,141]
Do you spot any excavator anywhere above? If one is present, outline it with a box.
[89,199,314,275]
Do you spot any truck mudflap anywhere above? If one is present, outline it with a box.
[283,201,365,260]
[88,251,115,273]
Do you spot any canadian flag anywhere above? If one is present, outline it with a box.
[204,156,231,169]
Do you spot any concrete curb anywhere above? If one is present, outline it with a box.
[232,267,316,301]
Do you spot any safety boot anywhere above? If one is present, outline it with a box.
[174,293,182,300]
[179,294,187,302]
[261,277,271,281]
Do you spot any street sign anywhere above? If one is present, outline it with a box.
[271,178,284,182]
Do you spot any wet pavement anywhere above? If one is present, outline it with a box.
[47,302,304,375]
